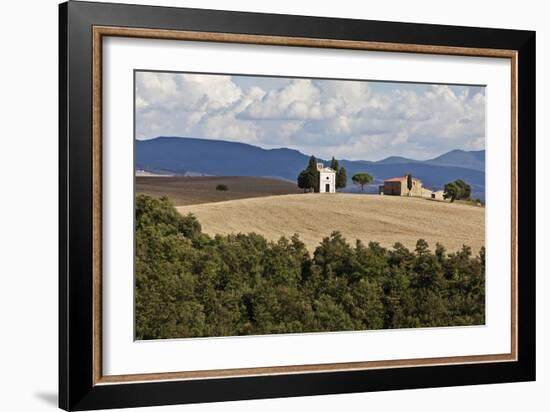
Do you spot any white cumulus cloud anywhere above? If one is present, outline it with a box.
[135,72,485,160]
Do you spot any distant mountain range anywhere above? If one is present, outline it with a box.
[136,137,485,200]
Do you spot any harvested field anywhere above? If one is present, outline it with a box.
[136,176,302,206]
[177,193,485,253]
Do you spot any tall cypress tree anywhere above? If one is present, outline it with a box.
[330,157,347,190]
[337,166,347,189]
[407,174,413,196]
[297,155,320,192]
[307,156,320,192]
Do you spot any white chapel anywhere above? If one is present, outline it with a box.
[316,163,336,193]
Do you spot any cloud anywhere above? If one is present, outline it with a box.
[239,79,324,120]
[135,72,485,160]
[136,72,242,111]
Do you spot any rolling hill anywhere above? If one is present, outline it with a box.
[136,137,486,200]
[177,193,485,253]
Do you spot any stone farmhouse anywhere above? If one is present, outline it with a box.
[317,163,336,193]
[379,175,444,200]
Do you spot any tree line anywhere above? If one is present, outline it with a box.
[135,194,485,340]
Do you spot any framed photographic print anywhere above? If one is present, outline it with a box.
[59,1,536,410]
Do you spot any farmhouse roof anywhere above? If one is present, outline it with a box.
[384,175,422,183]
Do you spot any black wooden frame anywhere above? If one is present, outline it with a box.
[59,1,536,410]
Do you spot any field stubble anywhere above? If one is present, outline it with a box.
[177,193,485,253]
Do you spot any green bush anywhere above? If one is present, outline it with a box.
[135,194,485,339]
[444,179,472,202]
[216,184,228,191]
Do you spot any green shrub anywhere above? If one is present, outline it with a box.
[216,184,228,191]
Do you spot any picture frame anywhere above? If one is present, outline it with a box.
[59,1,536,410]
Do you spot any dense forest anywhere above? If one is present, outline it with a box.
[136,194,485,340]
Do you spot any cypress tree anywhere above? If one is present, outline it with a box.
[297,155,319,192]
[337,166,347,189]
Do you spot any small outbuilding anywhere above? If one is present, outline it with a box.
[317,163,336,193]
[430,190,445,201]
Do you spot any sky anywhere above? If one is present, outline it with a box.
[135,71,485,161]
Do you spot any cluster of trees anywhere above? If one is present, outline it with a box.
[444,179,472,202]
[136,194,486,340]
[297,156,347,192]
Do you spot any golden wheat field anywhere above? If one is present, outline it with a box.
[176,193,485,253]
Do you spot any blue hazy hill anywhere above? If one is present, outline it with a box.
[136,137,485,199]
[424,149,485,171]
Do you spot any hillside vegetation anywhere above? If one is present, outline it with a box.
[136,194,485,340]
[177,193,484,253]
